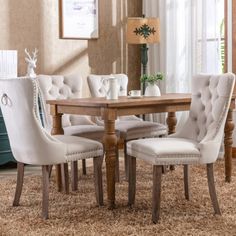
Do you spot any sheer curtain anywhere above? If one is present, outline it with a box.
[143,0,223,124]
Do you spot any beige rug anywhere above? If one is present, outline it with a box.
[0,160,236,236]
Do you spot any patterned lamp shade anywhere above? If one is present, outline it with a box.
[126,17,160,44]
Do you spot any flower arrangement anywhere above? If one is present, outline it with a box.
[140,73,164,85]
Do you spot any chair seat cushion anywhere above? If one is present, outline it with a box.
[55,135,103,161]
[127,137,201,165]
[64,125,105,141]
[116,120,167,140]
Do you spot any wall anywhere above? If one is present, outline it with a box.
[0,0,142,96]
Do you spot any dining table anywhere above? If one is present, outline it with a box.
[47,93,235,208]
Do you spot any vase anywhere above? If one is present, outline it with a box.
[144,83,161,96]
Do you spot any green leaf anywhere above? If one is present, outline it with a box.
[140,73,164,85]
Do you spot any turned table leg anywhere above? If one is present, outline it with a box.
[103,109,117,209]
[50,106,65,192]
[224,108,234,182]
[166,112,177,171]
[166,112,177,134]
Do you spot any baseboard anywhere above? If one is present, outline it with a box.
[232,147,236,158]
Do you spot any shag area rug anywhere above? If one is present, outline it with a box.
[0,160,236,236]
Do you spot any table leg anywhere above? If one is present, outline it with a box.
[166,112,177,171]
[51,111,66,192]
[166,112,177,134]
[224,108,234,182]
[104,119,117,209]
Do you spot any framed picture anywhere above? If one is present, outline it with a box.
[59,0,99,39]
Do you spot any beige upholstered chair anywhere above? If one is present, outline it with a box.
[37,74,106,189]
[127,73,235,223]
[0,78,104,219]
[87,74,167,178]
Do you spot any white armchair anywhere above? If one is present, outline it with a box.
[0,78,104,219]
[126,73,235,223]
[37,74,106,190]
[87,74,167,179]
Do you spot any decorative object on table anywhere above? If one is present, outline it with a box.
[25,48,38,79]
[128,90,141,98]
[140,73,163,96]
[59,0,99,39]
[101,75,119,100]
[0,50,18,165]
[126,16,160,94]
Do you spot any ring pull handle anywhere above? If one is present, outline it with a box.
[1,93,9,106]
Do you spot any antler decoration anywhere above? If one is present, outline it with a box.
[25,48,38,79]
[32,48,38,60]
[25,48,32,60]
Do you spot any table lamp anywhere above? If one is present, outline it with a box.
[126,17,160,92]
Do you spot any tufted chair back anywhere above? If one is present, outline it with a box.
[87,74,128,97]
[0,78,66,165]
[173,73,235,163]
[37,74,94,128]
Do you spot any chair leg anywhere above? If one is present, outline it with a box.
[183,165,190,200]
[206,163,221,215]
[42,165,50,219]
[152,165,162,224]
[170,165,175,171]
[48,165,53,179]
[124,140,129,181]
[13,162,24,206]
[162,165,167,174]
[82,159,86,175]
[115,146,120,182]
[71,161,78,191]
[55,164,62,192]
[93,156,104,206]
[61,163,69,194]
[128,155,136,206]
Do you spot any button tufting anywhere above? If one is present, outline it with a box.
[198,93,201,98]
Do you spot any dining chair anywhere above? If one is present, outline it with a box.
[87,74,167,179]
[0,78,104,219]
[37,74,106,191]
[126,73,235,223]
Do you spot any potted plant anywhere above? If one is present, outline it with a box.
[140,73,164,96]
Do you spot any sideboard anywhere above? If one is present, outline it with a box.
[0,108,15,165]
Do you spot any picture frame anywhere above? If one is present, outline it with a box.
[59,0,99,39]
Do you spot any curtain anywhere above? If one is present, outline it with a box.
[143,0,223,125]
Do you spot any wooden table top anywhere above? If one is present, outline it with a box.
[47,93,192,108]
